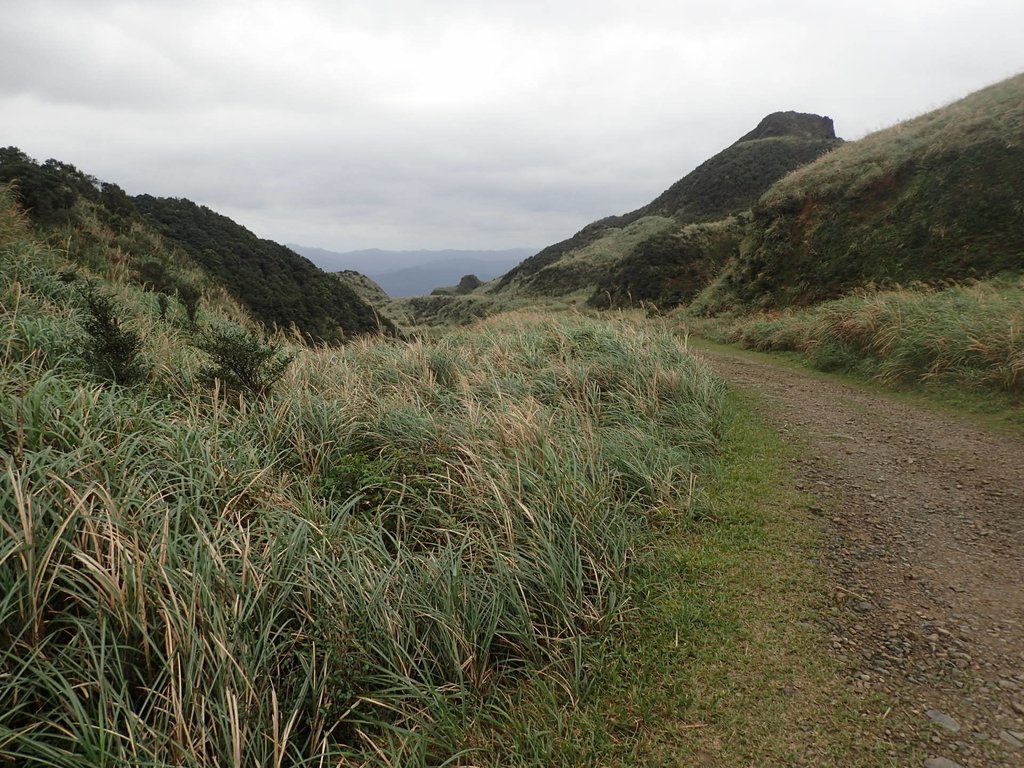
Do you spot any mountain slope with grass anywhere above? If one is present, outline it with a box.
[700,73,1024,311]
[587,216,746,310]
[134,195,396,342]
[0,147,394,343]
[0,147,468,341]
[493,112,841,299]
[333,268,392,307]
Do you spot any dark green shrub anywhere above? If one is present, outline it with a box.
[175,281,201,327]
[319,452,393,510]
[197,324,292,398]
[77,285,150,385]
[136,259,173,293]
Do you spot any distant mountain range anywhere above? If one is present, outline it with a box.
[288,246,536,297]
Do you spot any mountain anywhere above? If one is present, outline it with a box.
[493,111,842,298]
[634,111,840,223]
[134,196,396,341]
[489,76,1024,317]
[369,257,528,297]
[0,147,394,343]
[700,73,1024,310]
[431,274,484,296]
[290,246,535,296]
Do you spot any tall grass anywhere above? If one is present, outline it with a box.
[695,277,1024,393]
[1,189,725,766]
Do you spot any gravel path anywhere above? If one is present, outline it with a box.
[697,348,1024,768]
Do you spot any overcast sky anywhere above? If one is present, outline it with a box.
[3,1,1022,252]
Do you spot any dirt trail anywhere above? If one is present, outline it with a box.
[696,347,1024,768]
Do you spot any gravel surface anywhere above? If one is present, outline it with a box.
[697,349,1024,768]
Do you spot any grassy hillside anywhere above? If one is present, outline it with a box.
[636,115,839,223]
[430,273,484,296]
[501,216,680,298]
[0,148,393,344]
[333,268,392,307]
[0,182,730,765]
[494,112,840,298]
[0,150,252,332]
[588,217,745,310]
[134,195,395,342]
[0,146,123,229]
[702,74,1024,310]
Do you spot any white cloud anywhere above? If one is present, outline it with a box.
[2,0,1022,250]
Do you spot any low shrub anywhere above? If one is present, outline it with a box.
[197,323,293,398]
[77,284,150,385]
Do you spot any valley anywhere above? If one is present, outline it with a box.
[1,71,1022,766]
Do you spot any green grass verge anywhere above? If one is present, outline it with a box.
[688,334,1024,438]
[492,388,918,766]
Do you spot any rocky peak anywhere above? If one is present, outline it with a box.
[736,111,837,143]
[456,274,483,294]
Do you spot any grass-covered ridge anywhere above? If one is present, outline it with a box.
[133,195,396,342]
[0,148,393,344]
[0,182,725,764]
[332,269,392,308]
[588,217,744,311]
[703,73,1024,310]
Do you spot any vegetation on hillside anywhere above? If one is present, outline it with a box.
[495,113,840,297]
[134,195,396,343]
[691,276,1024,396]
[0,182,726,764]
[588,217,744,310]
[491,76,1022,327]
[503,216,680,298]
[0,150,244,337]
[702,74,1024,309]
[431,273,484,296]
[637,134,839,224]
[333,269,392,307]
[0,148,394,344]
[0,146,136,231]
[394,292,500,329]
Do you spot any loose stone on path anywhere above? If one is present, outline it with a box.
[998,730,1022,749]
[925,709,961,733]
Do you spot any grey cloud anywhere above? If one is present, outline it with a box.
[3,0,1022,251]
